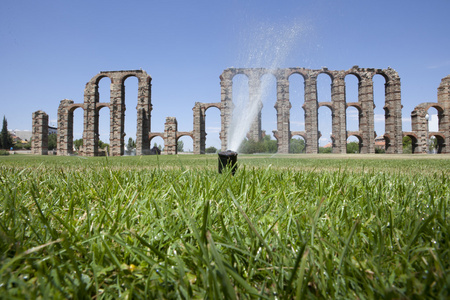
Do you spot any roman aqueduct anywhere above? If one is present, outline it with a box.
[32,66,450,155]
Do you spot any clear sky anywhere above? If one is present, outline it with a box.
[1,0,449,150]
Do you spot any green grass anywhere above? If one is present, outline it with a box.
[0,154,449,298]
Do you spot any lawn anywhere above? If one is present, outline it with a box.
[0,154,449,298]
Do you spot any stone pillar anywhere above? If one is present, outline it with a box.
[32,110,49,155]
[384,71,402,153]
[304,75,319,153]
[248,73,262,142]
[359,76,375,154]
[57,99,74,155]
[110,80,125,156]
[275,76,291,153]
[83,82,98,156]
[220,73,233,151]
[437,75,450,153]
[136,75,152,155]
[193,102,206,154]
[331,76,346,153]
[164,117,178,155]
[411,107,428,153]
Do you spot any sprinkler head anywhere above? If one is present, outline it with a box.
[218,150,238,175]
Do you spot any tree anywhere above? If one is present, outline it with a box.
[153,142,162,150]
[319,146,332,153]
[238,136,278,154]
[289,138,305,153]
[205,146,218,153]
[74,139,83,151]
[127,137,136,150]
[177,140,184,152]
[402,136,412,153]
[1,116,13,150]
[48,133,57,150]
[263,135,277,153]
[347,141,360,153]
[98,140,109,151]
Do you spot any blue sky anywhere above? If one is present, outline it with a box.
[1,0,449,150]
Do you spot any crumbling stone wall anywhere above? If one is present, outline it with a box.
[209,66,403,154]
[149,117,193,155]
[41,67,448,156]
[57,70,152,156]
[410,75,450,153]
[192,102,222,154]
[164,117,178,155]
[31,110,49,155]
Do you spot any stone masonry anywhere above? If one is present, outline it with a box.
[205,66,403,154]
[31,110,49,155]
[55,70,152,156]
[32,67,449,156]
[408,75,450,153]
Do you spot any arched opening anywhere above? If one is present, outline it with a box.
[73,107,84,154]
[426,107,440,132]
[97,106,110,156]
[290,135,306,153]
[373,74,386,148]
[97,77,111,155]
[205,106,221,153]
[318,105,332,153]
[289,73,305,132]
[123,76,139,150]
[345,74,359,103]
[177,135,194,154]
[429,135,445,154]
[345,74,359,136]
[150,136,164,154]
[228,74,250,151]
[317,73,332,102]
[346,106,360,131]
[347,135,361,154]
[98,77,111,103]
[402,135,418,154]
[260,73,277,148]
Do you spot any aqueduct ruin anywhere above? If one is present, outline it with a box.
[31,67,450,155]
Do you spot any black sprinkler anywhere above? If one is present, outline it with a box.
[218,150,238,175]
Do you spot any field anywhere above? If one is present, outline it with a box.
[0,154,449,299]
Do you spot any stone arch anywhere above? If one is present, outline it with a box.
[428,133,445,154]
[318,104,333,149]
[289,133,306,153]
[347,133,363,154]
[317,72,333,103]
[149,134,164,154]
[288,72,306,134]
[203,105,222,151]
[374,68,402,153]
[260,72,278,146]
[402,132,419,154]
[149,133,164,142]
[411,102,446,154]
[425,104,445,131]
[346,103,362,131]
[372,73,386,138]
[193,102,223,154]
[82,70,152,156]
[176,133,194,153]
[57,100,79,155]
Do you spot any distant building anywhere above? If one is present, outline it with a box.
[374,136,386,150]
[9,129,32,141]
[48,126,57,135]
